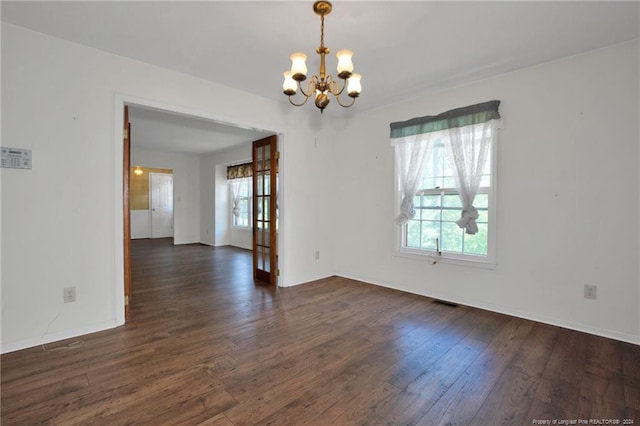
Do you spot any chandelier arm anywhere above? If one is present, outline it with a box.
[333,92,357,108]
[288,95,310,107]
[298,77,317,98]
[327,75,347,97]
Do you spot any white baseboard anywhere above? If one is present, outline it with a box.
[1,319,120,354]
[335,272,640,346]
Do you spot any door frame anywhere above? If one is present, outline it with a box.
[113,95,286,324]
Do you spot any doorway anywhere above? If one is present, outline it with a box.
[117,97,284,323]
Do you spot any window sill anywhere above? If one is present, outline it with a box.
[394,247,496,270]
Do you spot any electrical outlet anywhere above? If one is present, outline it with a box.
[315,251,320,260]
[584,284,597,300]
[63,286,76,303]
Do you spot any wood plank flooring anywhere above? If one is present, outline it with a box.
[2,238,639,425]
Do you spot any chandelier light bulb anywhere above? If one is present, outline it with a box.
[336,50,354,79]
[347,74,362,97]
[290,53,308,81]
[282,71,297,95]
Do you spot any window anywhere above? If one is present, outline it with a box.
[231,179,252,228]
[391,101,500,268]
[227,162,254,229]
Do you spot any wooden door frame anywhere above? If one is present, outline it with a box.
[114,96,285,324]
[123,106,132,320]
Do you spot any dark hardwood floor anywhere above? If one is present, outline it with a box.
[2,238,639,425]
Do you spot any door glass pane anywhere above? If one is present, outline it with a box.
[257,245,264,269]
[264,175,270,196]
[262,222,270,248]
[256,174,263,196]
[257,196,264,221]
[263,247,270,272]
[263,197,269,221]
[258,146,265,171]
[263,149,270,171]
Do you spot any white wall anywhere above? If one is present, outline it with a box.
[200,144,253,248]
[3,21,636,353]
[1,23,335,352]
[330,40,640,344]
[130,210,150,239]
[131,148,200,244]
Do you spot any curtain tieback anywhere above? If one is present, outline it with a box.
[456,206,479,235]
[396,197,416,225]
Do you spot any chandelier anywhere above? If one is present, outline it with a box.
[282,1,362,113]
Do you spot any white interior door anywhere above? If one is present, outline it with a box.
[150,173,174,238]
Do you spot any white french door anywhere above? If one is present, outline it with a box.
[149,172,174,238]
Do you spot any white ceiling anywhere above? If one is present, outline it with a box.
[127,106,270,154]
[3,1,638,154]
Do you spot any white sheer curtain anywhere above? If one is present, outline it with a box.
[229,178,251,218]
[393,133,438,225]
[229,179,243,218]
[391,100,500,230]
[444,120,497,234]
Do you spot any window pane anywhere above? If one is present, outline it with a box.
[406,220,420,248]
[421,208,440,221]
[413,195,421,212]
[421,221,439,250]
[443,195,461,208]
[441,222,463,252]
[477,209,488,223]
[474,193,488,208]
[421,195,440,208]
[442,208,460,222]
[463,224,488,255]
[442,176,457,188]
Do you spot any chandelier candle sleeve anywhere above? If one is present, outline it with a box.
[290,53,308,81]
[282,1,362,113]
[336,50,354,78]
[347,74,361,97]
[283,71,297,95]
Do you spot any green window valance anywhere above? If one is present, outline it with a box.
[390,100,501,139]
[227,162,253,180]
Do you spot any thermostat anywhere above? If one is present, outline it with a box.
[1,147,32,169]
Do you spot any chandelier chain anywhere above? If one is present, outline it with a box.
[320,14,325,49]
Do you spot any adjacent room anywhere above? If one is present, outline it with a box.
[1,1,638,424]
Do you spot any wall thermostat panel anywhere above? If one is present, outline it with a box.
[1,147,32,169]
